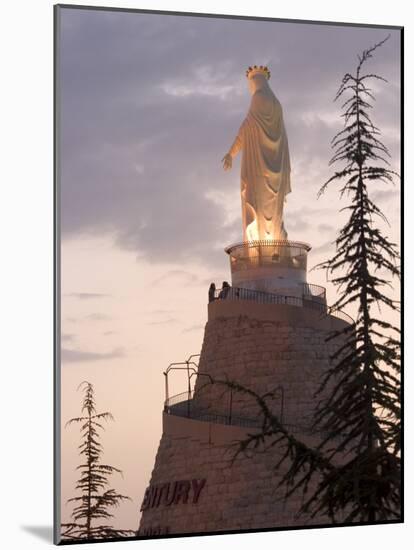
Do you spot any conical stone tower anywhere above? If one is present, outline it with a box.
[138,240,351,536]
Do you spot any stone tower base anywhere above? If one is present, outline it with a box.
[139,413,328,536]
[138,300,349,535]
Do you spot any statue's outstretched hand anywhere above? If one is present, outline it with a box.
[222,153,232,171]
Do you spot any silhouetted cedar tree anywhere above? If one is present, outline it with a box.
[61,381,135,541]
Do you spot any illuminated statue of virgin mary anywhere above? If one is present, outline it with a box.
[222,65,291,242]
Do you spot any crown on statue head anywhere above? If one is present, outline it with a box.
[246,65,271,80]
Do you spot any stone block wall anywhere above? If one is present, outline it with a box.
[138,414,327,535]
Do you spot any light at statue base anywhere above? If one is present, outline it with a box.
[225,239,323,302]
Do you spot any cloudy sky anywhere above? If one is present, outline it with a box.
[58,6,401,533]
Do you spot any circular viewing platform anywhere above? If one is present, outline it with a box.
[210,285,353,326]
[225,239,311,272]
[225,240,312,296]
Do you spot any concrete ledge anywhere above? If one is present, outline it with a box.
[162,412,258,444]
[208,298,349,330]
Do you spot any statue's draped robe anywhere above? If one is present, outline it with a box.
[229,85,291,242]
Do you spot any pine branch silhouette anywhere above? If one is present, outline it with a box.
[61,381,135,541]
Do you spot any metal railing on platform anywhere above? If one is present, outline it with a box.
[302,282,326,299]
[214,286,302,305]
[225,240,311,272]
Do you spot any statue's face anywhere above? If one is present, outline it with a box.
[248,78,256,95]
[248,74,269,96]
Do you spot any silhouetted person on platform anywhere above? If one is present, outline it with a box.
[219,281,231,299]
[208,283,216,303]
